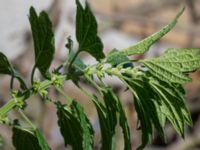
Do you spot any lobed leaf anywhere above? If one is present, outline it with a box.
[12,126,50,150]
[75,0,105,61]
[140,48,200,84]
[91,95,113,150]
[56,100,94,150]
[120,7,185,56]
[29,7,55,79]
[141,59,192,84]
[125,78,164,150]
[161,48,200,72]
[149,80,185,137]
[103,88,132,150]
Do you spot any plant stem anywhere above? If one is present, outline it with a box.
[85,75,103,95]
[31,65,36,84]
[0,99,16,118]
[19,109,36,129]
[68,50,80,71]
[10,76,14,90]
[55,87,72,103]
[0,75,66,119]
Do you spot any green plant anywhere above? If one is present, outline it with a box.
[0,0,199,150]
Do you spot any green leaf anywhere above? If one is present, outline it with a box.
[29,7,55,79]
[161,48,200,72]
[140,48,200,84]
[140,59,191,84]
[12,126,50,150]
[0,52,13,75]
[149,79,191,137]
[125,78,164,150]
[103,88,132,150]
[34,129,51,150]
[106,49,133,68]
[76,0,105,61]
[91,95,113,150]
[56,100,94,150]
[0,52,27,89]
[68,51,86,72]
[120,7,185,56]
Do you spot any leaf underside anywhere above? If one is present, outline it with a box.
[120,7,185,56]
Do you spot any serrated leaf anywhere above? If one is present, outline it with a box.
[141,59,191,84]
[106,49,134,68]
[29,7,55,79]
[161,48,200,72]
[125,78,164,150]
[149,80,187,137]
[76,0,105,61]
[56,100,94,150]
[120,7,184,56]
[140,48,200,84]
[12,126,50,150]
[118,101,132,150]
[91,95,113,150]
[103,88,132,150]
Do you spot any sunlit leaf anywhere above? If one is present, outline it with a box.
[120,7,185,56]
[141,59,191,84]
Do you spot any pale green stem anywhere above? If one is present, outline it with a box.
[19,109,36,129]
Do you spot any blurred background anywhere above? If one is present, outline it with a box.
[0,0,200,149]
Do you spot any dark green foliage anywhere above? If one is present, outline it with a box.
[75,0,105,61]
[106,49,133,68]
[89,88,131,150]
[29,7,55,79]
[103,88,132,150]
[12,126,50,150]
[91,95,114,150]
[0,1,199,150]
[56,101,94,150]
[0,52,27,89]
[0,52,13,75]
[35,129,51,150]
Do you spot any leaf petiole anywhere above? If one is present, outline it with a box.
[18,109,36,129]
